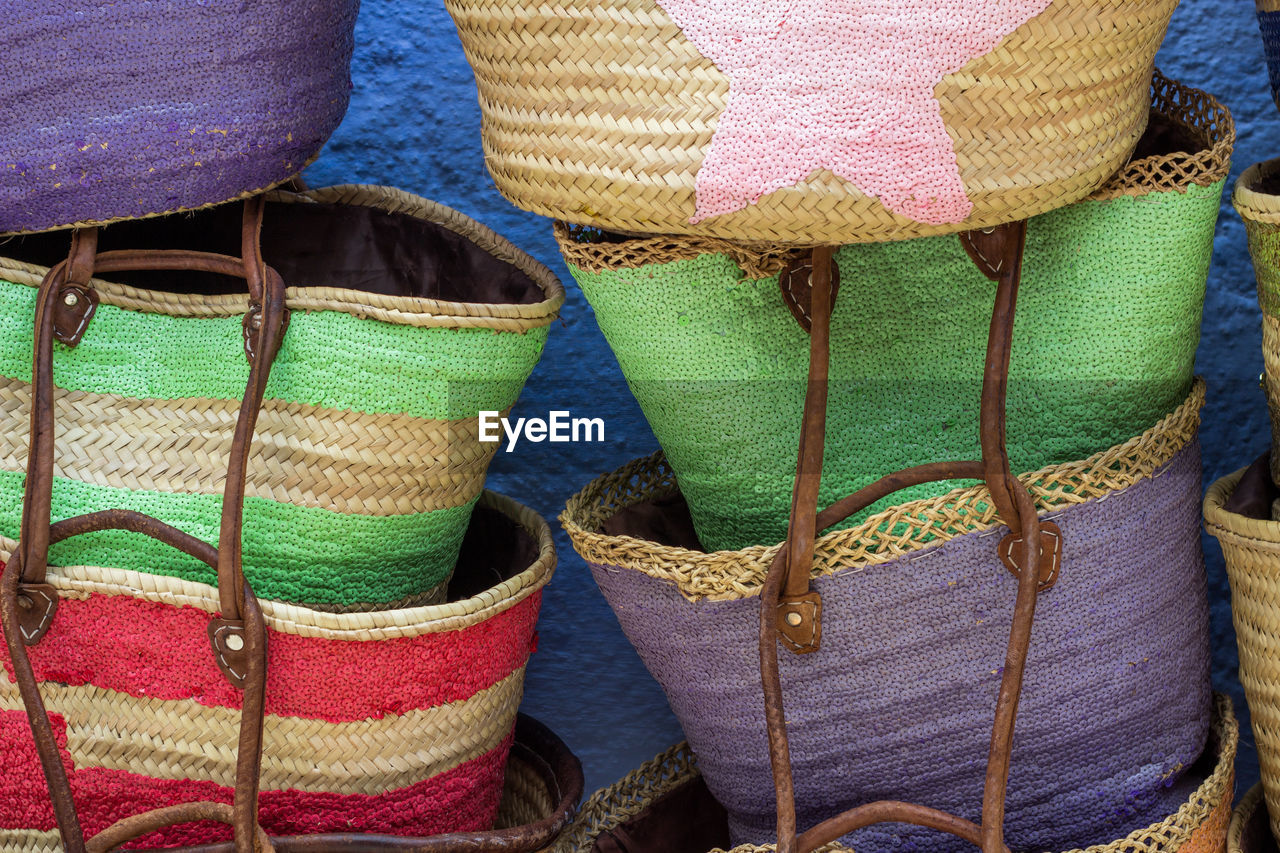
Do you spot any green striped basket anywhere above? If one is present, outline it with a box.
[557,74,1232,551]
[0,185,563,610]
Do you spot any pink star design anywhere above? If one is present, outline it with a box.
[655,0,1054,224]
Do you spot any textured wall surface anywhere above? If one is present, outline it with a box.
[304,0,1275,800]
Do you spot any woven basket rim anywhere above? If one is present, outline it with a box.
[0,184,565,330]
[558,694,1237,853]
[0,490,554,640]
[1234,160,1280,225]
[561,380,1204,601]
[1227,783,1266,853]
[1203,465,1280,547]
[554,72,1232,277]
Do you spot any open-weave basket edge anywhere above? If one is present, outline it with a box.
[561,380,1204,602]
[1226,783,1265,853]
[1233,160,1280,226]
[0,185,564,330]
[559,695,1236,853]
[554,73,1232,277]
[0,491,554,640]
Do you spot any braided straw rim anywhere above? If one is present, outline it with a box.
[1226,784,1265,853]
[562,380,1203,602]
[0,490,554,640]
[1233,160,1280,226]
[554,73,1232,277]
[1203,466,1280,548]
[557,694,1237,853]
[0,185,565,330]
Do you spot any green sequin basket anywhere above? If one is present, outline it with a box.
[557,76,1231,552]
[0,185,563,610]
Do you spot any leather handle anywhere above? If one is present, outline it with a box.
[86,802,275,853]
[760,222,1046,853]
[12,197,286,623]
[774,245,836,653]
[0,198,282,853]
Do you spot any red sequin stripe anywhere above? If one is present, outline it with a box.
[0,709,513,844]
[2,588,541,721]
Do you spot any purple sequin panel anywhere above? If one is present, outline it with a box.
[0,0,359,233]
[590,436,1211,853]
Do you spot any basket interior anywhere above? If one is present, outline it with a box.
[449,501,540,601]
[0,197,546,306]
[1223,453,1275,521]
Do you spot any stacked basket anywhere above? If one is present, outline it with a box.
[442,1,1238,851]
[0,4,584,849]
[1207,14,1280,844]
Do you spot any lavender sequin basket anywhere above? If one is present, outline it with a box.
[562,384,1213,853]
[0,0,359,234]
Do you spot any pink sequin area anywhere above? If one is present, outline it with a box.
[656,0,1055,224]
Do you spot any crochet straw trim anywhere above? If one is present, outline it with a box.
[562,380,1203,601]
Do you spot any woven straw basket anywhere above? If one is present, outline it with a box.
[555,694,1237,853]
[444,0,1178,244]
[1258,1,1280,111]
[1233,162,1280,498]
[1204,454,1280,847]
[563,384,1213,852]
[1228,784,1273,853]
[0,185,564,610]
[0,1,360,235]
[0,490,555,847]
[558,74,1231,553]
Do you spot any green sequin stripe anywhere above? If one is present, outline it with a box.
[0,470,477,607]
[569,181,1223,551]
[0,282,549,421]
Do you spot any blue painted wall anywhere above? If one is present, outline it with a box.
[305,0,1275,798]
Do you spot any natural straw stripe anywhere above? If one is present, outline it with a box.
[556,74,1233,276]
[0,185,564,330]
[0,377,492,516]
[557,694,1236,853]
[562,381,1203,601]
[0,671,524,795]
[0,491,555,639]
[0,742,558,852]
[446,0,1180,244]
[1258,0,1280,13]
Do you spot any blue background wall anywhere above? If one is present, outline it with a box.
[306,0,1275,799]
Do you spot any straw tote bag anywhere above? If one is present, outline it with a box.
[565,225,1211,852]
[0,0,361,236]
[443,0,1179,244]
[1233,163,1280,499]
[1204,454,1280,847]
[564,384,1213,853]
[554,694,1238,853]
[0,186,563,610]
[557,73,1232,552]
[0,207,556,848]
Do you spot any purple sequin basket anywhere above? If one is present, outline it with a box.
[0,0,359,235]
[562,384,1213,853]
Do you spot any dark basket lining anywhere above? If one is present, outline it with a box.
[0,199,545,306]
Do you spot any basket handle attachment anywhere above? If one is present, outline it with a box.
[0,197,288,853]
[763,221,1060,853]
